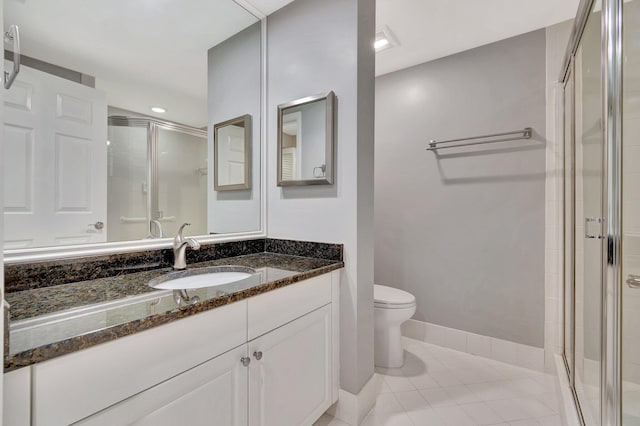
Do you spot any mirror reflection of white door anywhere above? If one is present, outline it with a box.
[3,64,107,249]
[281,112,302,181]
[217,125,245,186]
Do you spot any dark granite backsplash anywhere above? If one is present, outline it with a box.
[5,238,342,293]
[265,238,343,261]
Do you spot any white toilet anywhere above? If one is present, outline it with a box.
[374,284,416,368]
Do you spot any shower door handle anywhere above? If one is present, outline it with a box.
[585,217,605,239]
[4,24,20,89]
[627,275,640,288]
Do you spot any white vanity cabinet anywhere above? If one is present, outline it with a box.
[3,270,341,426]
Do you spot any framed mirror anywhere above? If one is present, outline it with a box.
[214,115,251,191]
[277,91,335,186]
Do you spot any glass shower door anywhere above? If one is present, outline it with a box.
[156,126,208,237]
[622,0,640,423]
[106,124,150,242]
[573,4,604,424]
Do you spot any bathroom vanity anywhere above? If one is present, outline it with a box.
[3,240,343,426]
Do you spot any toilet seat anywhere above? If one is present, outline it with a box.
[374,284,416,309]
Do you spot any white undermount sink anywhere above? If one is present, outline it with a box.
[148,266,255,290]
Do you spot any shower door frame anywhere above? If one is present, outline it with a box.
[562,58,577,400]
[560,0,624,424]
[107,116,208,238]
[601,0,623,423]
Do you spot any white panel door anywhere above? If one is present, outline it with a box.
[217,124,245,186]
[249,305,332,426]
[3,64,107,248]
[77,345,248,426]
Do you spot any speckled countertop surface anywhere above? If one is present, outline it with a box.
[5,252,343,371]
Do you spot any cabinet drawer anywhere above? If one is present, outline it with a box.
[33,300,247,426]
[247,273,331,340]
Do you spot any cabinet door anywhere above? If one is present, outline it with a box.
[4,368,30,426]
[249,304,332,426]
[78,345,248,426]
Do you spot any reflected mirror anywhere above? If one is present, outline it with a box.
[214,115,251,191]
[3,0,262,251]
[277,91,335,186]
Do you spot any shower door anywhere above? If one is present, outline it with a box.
[106,123,150,242]
[107,117,208,242]
[156,126,208,237]
[573,6,605,420]
[622,0,640,423]
[562,0,640,423]
[563,1,605,424]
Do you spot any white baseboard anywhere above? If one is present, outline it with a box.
[326,373,377,426]
[402,319,546,372]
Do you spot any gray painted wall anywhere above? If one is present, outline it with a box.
[267,0,375,395]
[208,23,261,234]
[375,30,546,347]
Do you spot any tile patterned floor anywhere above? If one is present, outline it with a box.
[315,337,563,426]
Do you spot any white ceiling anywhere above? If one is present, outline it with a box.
[4,0,258,127]
[5,0,580,127]
[374,0,580,76]
[248,0,580,76]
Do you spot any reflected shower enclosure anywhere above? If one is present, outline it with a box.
[107,116,208,242]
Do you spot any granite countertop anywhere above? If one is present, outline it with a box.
[5,252,343,371]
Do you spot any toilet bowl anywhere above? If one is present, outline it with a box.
[374,284,416,368]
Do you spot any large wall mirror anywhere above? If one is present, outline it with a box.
[277,91,335,186]
[2,0,263,256]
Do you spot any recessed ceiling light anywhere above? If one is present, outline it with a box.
[151,106,166,113]
[375,26,398,52]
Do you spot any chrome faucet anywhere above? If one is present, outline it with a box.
[173,223,200,270]
[150,219,164,238]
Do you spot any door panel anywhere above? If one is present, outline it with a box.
[3,64,107,248]
[156,126,207,237]
[573,5,603,424]
[622,0,640,423]
[105,124,149,241]
[217,124,246,186]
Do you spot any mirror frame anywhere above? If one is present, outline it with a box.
[213,114,252,191]
[277,91,335,186]
[3,11,268,265]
